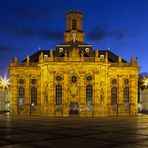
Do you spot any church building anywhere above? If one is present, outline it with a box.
[9,11,140,117]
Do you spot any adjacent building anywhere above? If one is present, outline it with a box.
[0,87,10,111]
[9,11,140,117]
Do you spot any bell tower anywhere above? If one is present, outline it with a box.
[64,10,85,43]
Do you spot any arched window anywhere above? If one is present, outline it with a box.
[112,79,117,84]
[111,87,117,105]
[19,79,25,84]
[31,87,37,106]
[86,84,92,106]
[18,87,25,106]
[124,87,129,103]
[31,79,36,84]
[71,76,77,83]
[72,19,76,30]
[124,79,129,85]
[56,84,62,105]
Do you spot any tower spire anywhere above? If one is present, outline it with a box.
[64,11,84,43]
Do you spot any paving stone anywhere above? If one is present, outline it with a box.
[0,114,147,147]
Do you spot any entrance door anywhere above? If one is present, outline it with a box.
[70,102,79,115]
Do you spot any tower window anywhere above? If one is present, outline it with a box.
[72,19,76,30]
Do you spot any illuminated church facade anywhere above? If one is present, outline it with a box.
[9,11,140,117]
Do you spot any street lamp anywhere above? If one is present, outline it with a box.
[141,77,148,89]
[0,75,10,111]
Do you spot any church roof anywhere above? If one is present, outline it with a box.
[56,40,92,46]
[23,48,128,63]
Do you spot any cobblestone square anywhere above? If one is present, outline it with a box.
[0,114,148,148]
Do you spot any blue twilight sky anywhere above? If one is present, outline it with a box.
[0,0,148,76]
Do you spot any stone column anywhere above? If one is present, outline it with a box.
[10,74,18,116]
[63,71,69,117]
[103,68,108,116]
[93,70,100,117]
[41,66,49,116]
[118,75,124,115]
[79,71,85,117]
[24,75,31,115]
[48,70,55,117]
[130,74,138,116]
[106,74,112,116]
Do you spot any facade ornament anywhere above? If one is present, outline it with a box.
[95,50,99,57]
[131,56,134,63]
[14,56,18,63]
[39,51,43,63]
[65,50,67,57]
[81,50,84,57]
[27,56,30,63]
[105,52,108,62]
[10,58,13,63]
[118,56,122,63]
[136,57,138,63]
[50,49,53,57]
[72,32,76,43]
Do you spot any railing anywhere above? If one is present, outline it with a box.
[11,62,38,67]
[84,57,95,62]
[109,62,131,67]
[53,57,64,62]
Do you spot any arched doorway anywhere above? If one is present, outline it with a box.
[69,102,79,115]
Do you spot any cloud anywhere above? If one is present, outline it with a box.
[0,46,18,53]
[38,29,63,40]
[88,25,125,41]
[13,2,52,21]
[8,26,34,37]
[8,26,63,40]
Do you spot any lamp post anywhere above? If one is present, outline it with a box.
[0,75,10,111]
[142,77,148,89]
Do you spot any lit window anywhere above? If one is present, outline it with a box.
[85,48,90,52]
[59,48,63,52]
[111,87,117,105]
[31,87,37,106]
[86,84,93,107]
[124,87,129,103]
[100,55,104,59]
[44,55,48,58]
[18,87,25,106]
[56,84,62,105]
